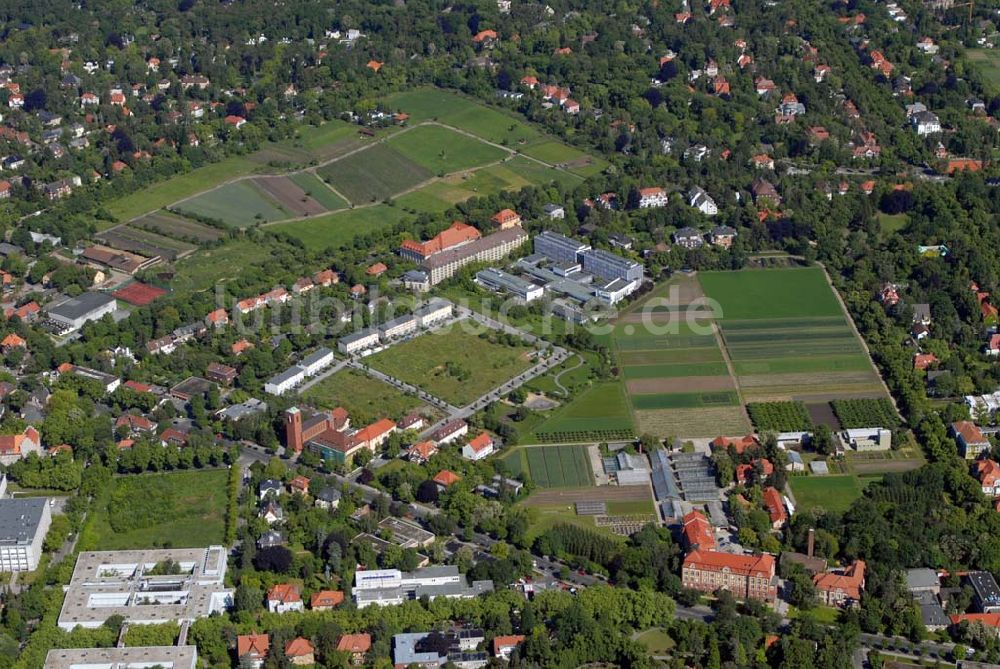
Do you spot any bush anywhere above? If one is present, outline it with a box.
[106,478,175,533]
[747,402,813,431]
[831,398,900,429]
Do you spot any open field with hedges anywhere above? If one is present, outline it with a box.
[366,330,534,406]
[174,181,292,226]
[82,469,229,550]
[269,205,410,249]
[500,444,594,488]
[529,383,635,442]
[302,369,428,425]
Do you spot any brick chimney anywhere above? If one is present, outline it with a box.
[807,528,815,557]
[285,407,303,453]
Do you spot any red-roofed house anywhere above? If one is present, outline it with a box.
[638,187,669,208]
[267,584,303,613]
[952,421,991,460]
[285,638,315,665]
[950,613,1000,630]
[433,470,461,489]
[289,475,310,495]
[0,426,40,465]
[976,459,1000,497]
[682,550,777,601]
[366,262,387,277]
[520,75,539,89]
[310,590,345,610]
[472,29,499,49]
[813,560,865,608]
[462,432,495,461]
[913,353,938,371]
[1,333,25,351]
[366,60,383,73]
[314,268,339,286]
[399,221,481,261]
[682,510,716,551]
[986,333,1000,356]
[490,209,522,230]
[115,414,157,436]
[710,434,759,455]
[736,458,774,485]
[232,339,255,356]
[206,309,229,328]
[337,634,371,665]
[763,487,787,529]
[225,115,246,129]
[409,440,439,463]
[493,635,526,660]
[237,634,270,669]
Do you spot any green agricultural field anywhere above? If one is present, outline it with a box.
[532,382,635,441]
[170,238,279,293]
[388,125,508,174]
[288,172,349,210]
[387,88,543,147]
[302,369,426,425]
[366,330,534,406]
[731,355,877,375]
[630,391,740,410]
[622,362,730,379]
[789,474,869,515]
[317,143,432,203]
[968,49,1000,91]
[270,205,411,249]
[107,156,260,224]
[699,268,843,320]
[82,469,229,550]
[519,141,607,177]
[174,181,290,227]
[500,445,593,488]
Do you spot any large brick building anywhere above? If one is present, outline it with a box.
[284,407,395,465]
[813,560,866,608]
[681,550,778,602]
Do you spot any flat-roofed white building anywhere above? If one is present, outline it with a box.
[44,646,198,669]
[0,498,51,572]
[354,566,493,608]
[57,546,233,630]
[379,314,419,341]
[264,366,306,395]
[476,268,544,302]
[298,347,335,376]
[837,427,891,452]
[338,329,380,355]
[414,298,453,328]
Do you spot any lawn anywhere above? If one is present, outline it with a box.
[635,628,676,655]
[366,329,534,406]
[387,88,543,147]
[174,181,290,227]
[270,205,411,249]
[877,212,908,234]
[532,382,635,441]
[82,470,230,550]
[316,143,432,203]
[302,369,426,425]
[107,156,260,224]
[170,238,279,293]
[289,172,349,210]
[500,445,593,488]
[968,49,1000,92]
[388,125,508,174]
[789,475,867,515]
[699,268,843,320]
